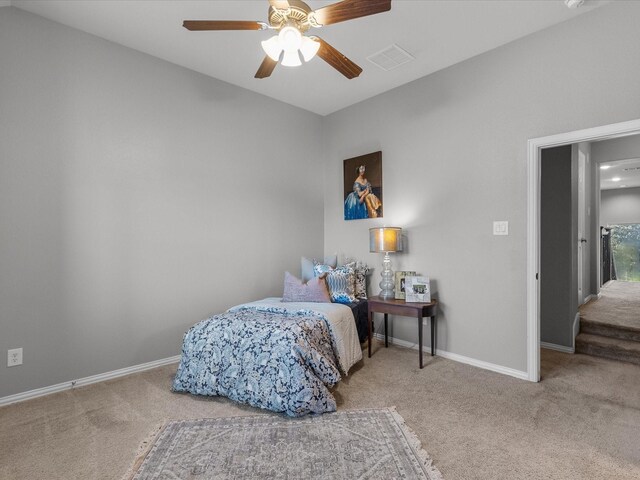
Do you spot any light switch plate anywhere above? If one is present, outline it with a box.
[493,221,509,236]
[8,348,23,367]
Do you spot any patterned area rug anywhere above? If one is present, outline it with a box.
[125,408,443,479]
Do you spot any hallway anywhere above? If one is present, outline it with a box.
[580,281,640,330]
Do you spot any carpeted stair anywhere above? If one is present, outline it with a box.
[576,282,640,365]
[576,319,640,365]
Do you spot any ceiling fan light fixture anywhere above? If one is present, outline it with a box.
[564,0,585,8]
[261,35,282,61]
[281,49,302,67]
[184,0,393,79]
[300,36,320,62]
[279,25,302,52]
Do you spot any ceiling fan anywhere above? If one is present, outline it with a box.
[183,0,392,79]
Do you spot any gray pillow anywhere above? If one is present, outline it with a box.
[301,254,337,282]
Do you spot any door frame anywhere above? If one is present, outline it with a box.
[577,145,586,306]
[527,118,640,382]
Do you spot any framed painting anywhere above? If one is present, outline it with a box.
[343,151,383,221]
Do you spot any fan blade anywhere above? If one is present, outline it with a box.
[255,56,278,79]
[183,20,264,31]
[313,0,391,26]
[313,37,362,79]
[269,0,290,9]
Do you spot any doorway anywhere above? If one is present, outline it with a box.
[527,118,640,382]
[595,136,640,283]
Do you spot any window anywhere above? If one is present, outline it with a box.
[610,224,640,282]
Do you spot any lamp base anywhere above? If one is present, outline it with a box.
[379,252,395,300]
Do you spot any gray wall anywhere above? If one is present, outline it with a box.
[322,1,640,372]
[601,187,640,226]
[0,8,323,398]
[540,146,574,347]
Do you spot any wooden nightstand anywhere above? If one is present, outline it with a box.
[367,297,438,369]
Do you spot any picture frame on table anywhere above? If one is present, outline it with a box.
[394,271,417,299]
[405,276,431,303]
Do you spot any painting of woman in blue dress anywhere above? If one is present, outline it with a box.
[343,152,383,221]
[344,166,370,220]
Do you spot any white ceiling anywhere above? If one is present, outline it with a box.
[10,0,609,116]
[600,158,640,191]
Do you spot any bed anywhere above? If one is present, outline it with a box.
[172,298,363,417]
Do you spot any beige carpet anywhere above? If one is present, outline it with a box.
[1,345,640,479]
[580,280,640,330]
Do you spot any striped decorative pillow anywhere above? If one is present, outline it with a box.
[314,264,356,304]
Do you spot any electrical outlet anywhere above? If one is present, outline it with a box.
[7,348,23,367]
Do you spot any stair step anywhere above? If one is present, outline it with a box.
[580,318,640,342]
[575,333,640,366]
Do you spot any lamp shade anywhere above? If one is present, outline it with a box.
[281,50,302,67]
[261,35,282,61]
[369,227,403,253]
[300,36,320,62]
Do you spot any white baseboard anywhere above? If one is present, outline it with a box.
[372,333,529,381]
[0,355,181,407]
[540,342,575,354]
[582,294,596,305]
[573,311,581,346]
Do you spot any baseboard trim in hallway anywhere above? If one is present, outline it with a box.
[541,342,575,354]
[0,355,181,407]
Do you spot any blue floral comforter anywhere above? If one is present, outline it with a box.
[172,302,356,417]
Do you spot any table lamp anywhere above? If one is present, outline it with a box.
[369,227,403,299]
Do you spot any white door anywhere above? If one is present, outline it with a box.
[577,149,586,305]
